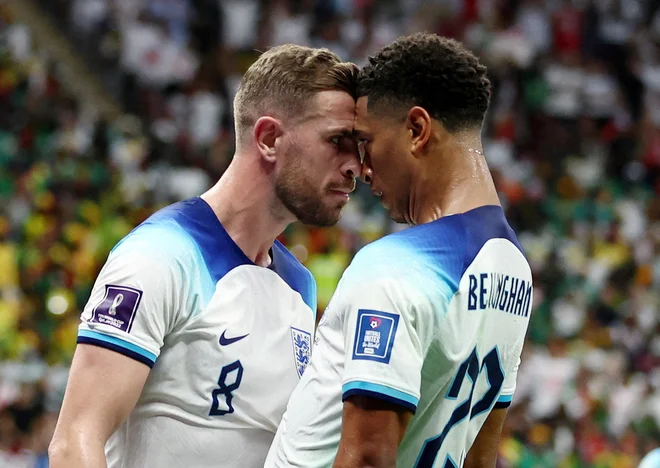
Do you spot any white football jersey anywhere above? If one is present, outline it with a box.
[639,448,660,468]
[266,205,532,468]
[77,197,316,468]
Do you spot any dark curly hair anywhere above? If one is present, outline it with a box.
[357,33,491,133]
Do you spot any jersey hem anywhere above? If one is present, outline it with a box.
[342,381,418,413]
[494,393,513,409]
[77,330,157,368]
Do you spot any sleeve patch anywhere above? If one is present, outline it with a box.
[90,284,143,333]
[352,309,399,364]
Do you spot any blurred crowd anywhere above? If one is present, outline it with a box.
[1,0,660,466]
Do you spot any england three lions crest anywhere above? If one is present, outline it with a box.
[291,327,312,378]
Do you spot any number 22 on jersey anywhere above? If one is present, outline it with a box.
[415,347,504,468]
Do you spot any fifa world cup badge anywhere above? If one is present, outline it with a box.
[91,285,143,332]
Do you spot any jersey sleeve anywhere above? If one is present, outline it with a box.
[339,278,431,414]
[495,356,519,408]
[639,449,660,468]
[495,325,526,408]
[77,236,184,368]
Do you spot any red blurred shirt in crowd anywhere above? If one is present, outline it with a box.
[553,4,583,53]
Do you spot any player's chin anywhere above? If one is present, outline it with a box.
[316,204,346,227]
[384,204,406,224]
[296,204,343,227]
[325,208,345,226]
[389,212,407,224]
[379,197,393,214]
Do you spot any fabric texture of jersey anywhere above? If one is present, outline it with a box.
[77,197,316,468]
[265,205,532,468]
[638,448,660,468]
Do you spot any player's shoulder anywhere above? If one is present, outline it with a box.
[272,240,317,311]
[639,448,660,468]
[110,197,255,283]
[455,204,525,260]
[111,202,196,259]
[111,199,204,266]
[271,240,315,283]
[345,205,525,288]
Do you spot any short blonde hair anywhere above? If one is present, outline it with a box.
[233,44,358,142]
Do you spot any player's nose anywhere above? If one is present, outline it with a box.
[360,163,373,185]
[341,152,362,180]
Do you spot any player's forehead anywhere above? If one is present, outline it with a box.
[305,90,356,130]
[354,96,374,138]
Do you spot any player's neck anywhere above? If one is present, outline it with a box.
[410,136,500,225]
[201,159,293,267]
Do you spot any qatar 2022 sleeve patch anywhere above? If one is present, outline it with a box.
[352,309,399,364]
[90,284,143,333]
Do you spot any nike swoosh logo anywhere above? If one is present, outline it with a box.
[219,331,249,346]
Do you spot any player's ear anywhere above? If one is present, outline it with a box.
[406,106,431,158]
[253,116,283,164]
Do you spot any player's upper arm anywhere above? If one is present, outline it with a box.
[76,225,192,367]
[52,228,188,447]
[51,344,151,451]
[339,275,433,415]
[333,396,413,468]
[333,271,435,467]
[464,407,508,468]
[462,328,523,468]
[638,448,660,468]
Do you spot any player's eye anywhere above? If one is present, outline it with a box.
[330,136,341,146]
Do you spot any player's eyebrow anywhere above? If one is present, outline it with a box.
[353,129,371,141]
[326,128,358,138]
